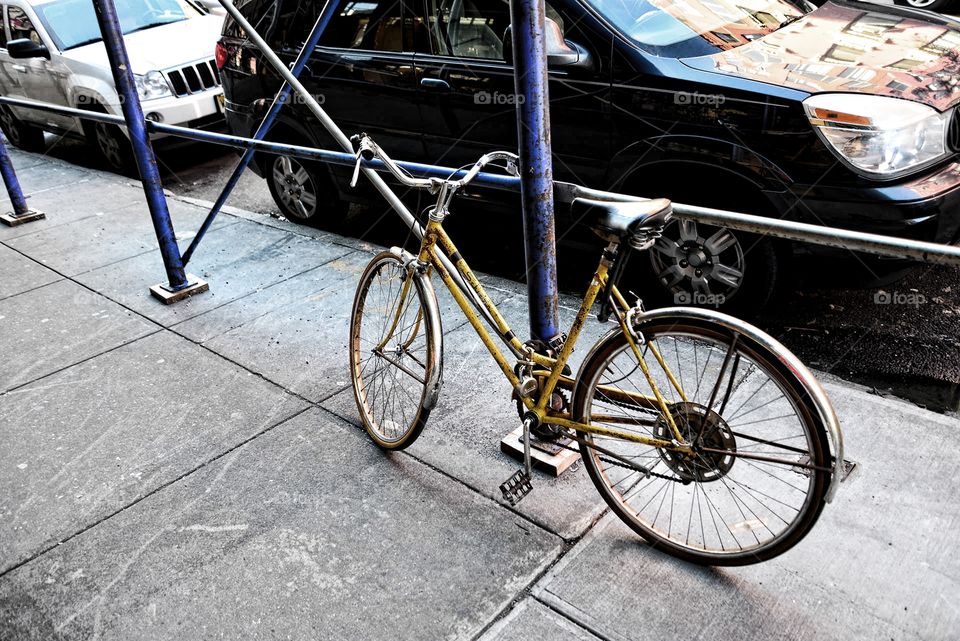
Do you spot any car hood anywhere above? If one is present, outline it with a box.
[62,15,221,72]
[681,2,960,112]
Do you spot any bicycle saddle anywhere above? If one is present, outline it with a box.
[573,197,672,245]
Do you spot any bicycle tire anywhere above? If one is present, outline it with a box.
[350,251,441,450]
[572,313,831,565]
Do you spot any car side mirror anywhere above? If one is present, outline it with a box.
[7,38,50,60]
[503,20,594,72]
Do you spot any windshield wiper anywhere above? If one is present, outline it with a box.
[125,19,181,36]
[66,36,103,49]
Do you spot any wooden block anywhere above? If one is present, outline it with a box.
[0,209,45,226]
[500,425,580,477]
[149,274,209,305]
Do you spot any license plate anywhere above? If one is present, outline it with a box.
[215,94,225,113]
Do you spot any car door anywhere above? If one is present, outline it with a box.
[5,3,72,130]
[0,5,32,122]
[298,0,427,159]
[413,0,613,196]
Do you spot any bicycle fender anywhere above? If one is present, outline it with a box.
[388,247,444,411]
[576,306,846,503]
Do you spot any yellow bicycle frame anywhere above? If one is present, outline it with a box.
[392,216,697,452]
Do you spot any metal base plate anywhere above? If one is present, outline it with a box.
[500,426,580,477]
[0,209,45,227]
[149,274,209,305]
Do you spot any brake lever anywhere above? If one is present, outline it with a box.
[350,152,364,188]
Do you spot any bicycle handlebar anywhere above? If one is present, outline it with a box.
[350,133,519,193]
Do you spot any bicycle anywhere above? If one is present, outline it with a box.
[347,133,848,566]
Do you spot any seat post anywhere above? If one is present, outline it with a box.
[597,241,632,323]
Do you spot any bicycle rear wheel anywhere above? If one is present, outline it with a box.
[350,251,441,450]
[573,313,831,565]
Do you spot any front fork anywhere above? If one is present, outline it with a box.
[374,255,428,354]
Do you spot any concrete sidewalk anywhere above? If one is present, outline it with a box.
[0,149,957,641]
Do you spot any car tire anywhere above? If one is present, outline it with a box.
[621,170,784,315]
[265,150,347,226]
[894,0,956,12]
[0,105,45,152]
[92,120,136,176]
[641,220,780,313]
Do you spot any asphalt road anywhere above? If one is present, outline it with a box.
[42,136,960,412]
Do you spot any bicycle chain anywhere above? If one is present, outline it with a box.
[550,430,686,483]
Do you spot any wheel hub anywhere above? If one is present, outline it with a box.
[654,402,737,482]
[273,156,317,219]
[651,221,746,301]
[685,245,709,268]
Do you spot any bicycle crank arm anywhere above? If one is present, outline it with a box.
[500,417,537,506]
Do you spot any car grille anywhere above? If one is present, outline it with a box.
[164,60,220,97]
[949,110,960,153]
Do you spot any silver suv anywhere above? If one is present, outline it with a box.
[0,0,224,171]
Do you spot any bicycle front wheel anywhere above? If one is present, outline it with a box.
[350,251,441,450]
[573,313,831,565]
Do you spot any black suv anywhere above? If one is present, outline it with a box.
[219,0,960,308]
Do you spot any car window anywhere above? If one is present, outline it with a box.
[222,0,278,42]
[7,5,40,44]
[424,0,505,59]
[319,0,418,52]
[33,0,200,51]
[0,7,7,48]
[422,0,562,61]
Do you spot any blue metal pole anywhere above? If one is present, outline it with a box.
[0,133,44,226]
[91,0,189,291]
[181,0,335,266]
[510,0,560,344]
[0,135,29,214]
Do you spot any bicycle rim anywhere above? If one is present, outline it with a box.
[350,253,436,449]
[574,318,829,565]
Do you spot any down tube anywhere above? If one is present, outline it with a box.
[428,247,525,393]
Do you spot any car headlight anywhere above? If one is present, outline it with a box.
[803,94,951,178]
[135,70,172,101]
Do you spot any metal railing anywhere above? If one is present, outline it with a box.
[1,0,959,313]
[4,94,959,270]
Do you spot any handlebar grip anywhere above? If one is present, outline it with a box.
[350,133,376,161]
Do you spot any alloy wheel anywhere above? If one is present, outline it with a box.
[272,155,318,220]
[650,220,746,304]
[0,107,22,146]
[95,122,124,170]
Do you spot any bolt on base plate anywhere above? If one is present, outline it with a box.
[0,209,45,227]
[149,274,209,305]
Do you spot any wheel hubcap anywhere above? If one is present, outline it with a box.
[96,124,123,169]
[1,108,21,146]
[650,220,746,303]
[272,156,318,220]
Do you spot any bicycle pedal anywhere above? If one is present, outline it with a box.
[499,469,533,506]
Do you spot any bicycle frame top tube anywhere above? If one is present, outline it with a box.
[415,216,595,399]
[411,212,690,444]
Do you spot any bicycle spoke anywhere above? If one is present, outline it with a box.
[577,321,826,562]
[351,254,436,449]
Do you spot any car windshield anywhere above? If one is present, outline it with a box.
[34,0,200,51]
[585,0,809,58]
